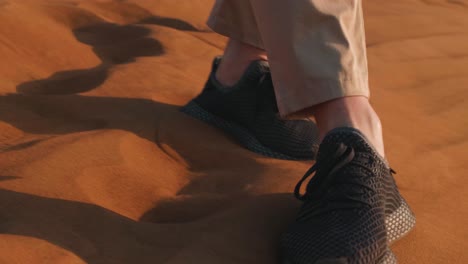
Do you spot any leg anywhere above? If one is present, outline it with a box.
[207,0,267,87]
[181,0,320,160]
[313,96,384,156]
[215,39,267,86]
[247,0,385,155]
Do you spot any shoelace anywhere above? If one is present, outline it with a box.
[294,143,376,219]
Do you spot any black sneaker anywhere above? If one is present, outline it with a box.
[181,57,319,160]
[281,128,415,264]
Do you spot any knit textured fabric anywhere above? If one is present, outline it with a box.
[181,57,319,160]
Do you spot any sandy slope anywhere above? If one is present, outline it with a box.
[0,0,467,263]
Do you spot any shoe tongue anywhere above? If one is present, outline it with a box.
[317,127,384,164]
[242,60,270,83]
[307,127,384,196]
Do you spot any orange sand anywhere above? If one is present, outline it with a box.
[0,0,467,263]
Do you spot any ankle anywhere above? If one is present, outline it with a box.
[215,39,267,87]
[313,96,385,156]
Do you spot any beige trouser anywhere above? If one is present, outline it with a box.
[207,0,370,116]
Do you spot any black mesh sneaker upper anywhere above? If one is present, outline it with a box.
[281,128,401,264]
[191,57,319,159]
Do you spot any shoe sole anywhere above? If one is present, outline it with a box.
[281,201,415,264]
[181,101,311,161]
[282,249,396,264]
[386,198,416,245]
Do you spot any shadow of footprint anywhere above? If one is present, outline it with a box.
[17,23,164,95]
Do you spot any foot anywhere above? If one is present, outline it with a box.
[281,128,415,264]
[181,57,320,160]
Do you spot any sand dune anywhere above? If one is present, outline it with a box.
[0,0,467,263]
